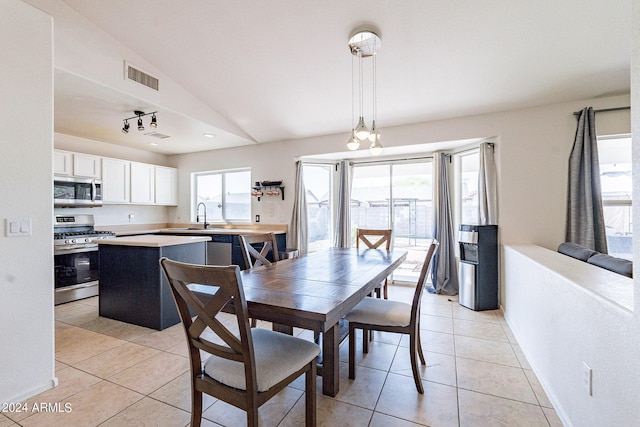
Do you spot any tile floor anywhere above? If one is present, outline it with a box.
[1,286,563,427]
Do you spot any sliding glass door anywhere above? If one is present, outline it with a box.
[351,160,434,283]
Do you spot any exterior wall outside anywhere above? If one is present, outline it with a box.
[0,0,55,403]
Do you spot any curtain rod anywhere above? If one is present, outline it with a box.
[573,106,630,116]
[349,155,434,166]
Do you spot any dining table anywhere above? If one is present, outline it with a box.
[238,247,407,397]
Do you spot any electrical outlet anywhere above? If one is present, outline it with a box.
[583,362,592,396]
[128,214,135,223]
[255,214,260,223]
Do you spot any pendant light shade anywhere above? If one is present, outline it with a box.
[369,137,383,156]
[354,116,369,140]
[346,130,360,151]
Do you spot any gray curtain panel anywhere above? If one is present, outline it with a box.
[289,161,308,256]
[479,142,498,225]
[566,107,608,253]
[432,153,459,295]
[333,160,352,248]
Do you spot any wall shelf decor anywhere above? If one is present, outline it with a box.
[251,180,284,201]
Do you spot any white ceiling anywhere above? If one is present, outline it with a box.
[50,0,630,155]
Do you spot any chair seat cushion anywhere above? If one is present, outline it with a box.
[203,328,320,392]
[345,297,411,327]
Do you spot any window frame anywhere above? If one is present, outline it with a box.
[192,167,252,223]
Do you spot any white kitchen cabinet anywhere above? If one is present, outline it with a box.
[54,150,71,176]
[102,157,130,203]
[154,166,178,205]
[73,153,101,178]
[130,162,155,204]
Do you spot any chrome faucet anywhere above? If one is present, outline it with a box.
[196,202,209,229]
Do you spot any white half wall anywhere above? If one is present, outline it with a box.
[0,0,55,403]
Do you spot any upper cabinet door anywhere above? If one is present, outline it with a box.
[73,153,101,178]
[130,162,155,204]
[102,158,130,203]
[54,150,71,176]
[155,166,178,205]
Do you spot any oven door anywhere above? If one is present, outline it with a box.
[54,248,100,304]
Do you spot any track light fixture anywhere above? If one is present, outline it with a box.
[122,110,158,134]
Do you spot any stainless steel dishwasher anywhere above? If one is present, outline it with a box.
[206,234,233,265]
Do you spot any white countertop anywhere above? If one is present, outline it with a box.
[98,234,210,248]
[156,228,284,236]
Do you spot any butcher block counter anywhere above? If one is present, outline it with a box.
[98,234,210,247]
[97,234,208,330]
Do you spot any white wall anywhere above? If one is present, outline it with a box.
[0,0,55,402]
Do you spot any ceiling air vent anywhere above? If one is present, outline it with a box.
[145,132,171,139]
[125,61,159,91]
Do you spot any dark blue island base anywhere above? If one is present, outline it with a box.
[98,239,206,330]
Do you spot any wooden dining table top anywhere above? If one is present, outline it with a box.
[239,247,408,333]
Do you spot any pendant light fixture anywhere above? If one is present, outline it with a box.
[347,29,383,155]
[346,50,360,150]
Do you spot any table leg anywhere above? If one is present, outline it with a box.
[272,323,293,335]
[322,322,339,397]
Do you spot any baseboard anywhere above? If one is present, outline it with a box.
[3,376,58,404]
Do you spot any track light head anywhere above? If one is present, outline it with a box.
[137,117,144,131]
[150,113,157,128]
[122,110,157,134]
[122,120,130,134]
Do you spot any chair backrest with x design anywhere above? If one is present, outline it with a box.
[239,232,279,269]
[356,228,392,250]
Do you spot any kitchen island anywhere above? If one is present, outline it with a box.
[98,235,209,330]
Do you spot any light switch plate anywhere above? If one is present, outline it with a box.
[5,218,31,237]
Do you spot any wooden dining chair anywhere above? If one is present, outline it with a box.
[159,257,320,427]
[356,228,392,299]
[345,240,439,394]
[239,232,279,269]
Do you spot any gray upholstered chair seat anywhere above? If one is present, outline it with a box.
[345,297,411,327]
[204,328,320,392]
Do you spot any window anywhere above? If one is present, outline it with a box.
[193,168,251,222]
[598,136,632,260]
[303,163,333,252]
[458,150,480,226]
[351,160,434,282]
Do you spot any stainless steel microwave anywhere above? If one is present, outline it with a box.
[54,176,102,207]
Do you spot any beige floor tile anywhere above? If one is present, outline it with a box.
[452,305,501,323]
[399,330,455,356]
[55,361,69,373]
[339,339,398,372]
[132,324,186,351]
[457,357,537,404]
[76,296,99,307]
[420,313,454,334]
[369,412,424,427]
[512,343,533,370]
[203,386,302,427]
[279,393,373,427]
[524,369,553,408]
[108,351,190,395]
[165,340,190,357]
[0,414,16,427]
[101,321,156,341]
[100,396,191,427]
[150,371,217,413]
[375,373,459,427]
[453,318,509,342]
[421,302,453,318]
[543,407,564,427]
[390,350,457,387]
[458,388,549,427]
[54,302,98,326]
[76,316,124,334]
[333,363,388,409]
[5,367,102,422]
[421,292,456,306]
[73,342,160,379]
[20,381,143,427]
[55,329,128,365]
[454,335,520,367]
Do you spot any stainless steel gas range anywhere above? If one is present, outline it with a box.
[54,214,115,305]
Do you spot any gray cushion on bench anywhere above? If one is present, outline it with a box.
[587,254,633,278]
[557,242,597,261]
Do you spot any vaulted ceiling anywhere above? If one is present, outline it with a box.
[29,0,631,154]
